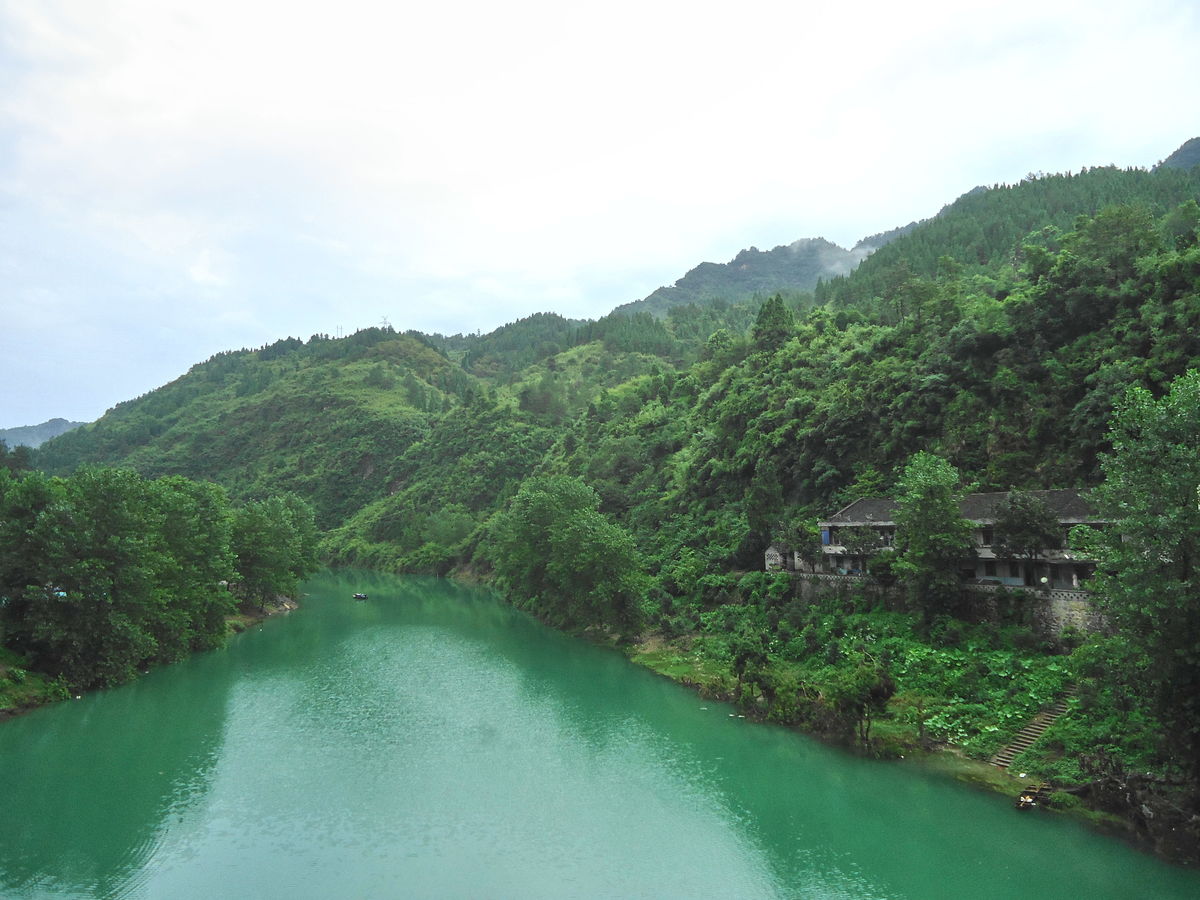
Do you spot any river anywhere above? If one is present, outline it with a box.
[1,570,1196,899]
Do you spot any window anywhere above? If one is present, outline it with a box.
[984,561,997,577]
[1009,561,1020,578]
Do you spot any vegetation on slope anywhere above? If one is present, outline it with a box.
[26,157,1200,859]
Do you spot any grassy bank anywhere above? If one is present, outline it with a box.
[0,646,67,717]
[622,628,1150,854]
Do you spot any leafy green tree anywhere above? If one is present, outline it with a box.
[992,491,1063,571]
[484,476,646,632]
[821,654,896,747]
[0,469,65,639]
[893,453,974,621]
[0,440,32,473]
[1075,370,1200,777]
[363,362,395,389]
[728,616,769,701]
[751,294,795,353]
[231,493,319,609]
[421,503,476,549]
[1160,199,1200,250]
[151,476,237,656]
[0,468,228,687]
[745,457,785,551]
[839,526,884,558]
[833,464,888,508]
[23,467,167,687]
[700,328,735,363]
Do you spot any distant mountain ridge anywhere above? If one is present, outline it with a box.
[0,418,86,449]
[1156,136,1200,171]
[610,135,1198,321]
[612,225,919,319]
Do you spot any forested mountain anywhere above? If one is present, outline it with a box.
[607,211,915,321]
[1157,136,1200,171]
[816,165,1200,304]
[0,418,85,449]
[37,330,475,529]
[30,145,1200,856]
[607,222,908,320]
[611,237,863,319]
[38,160,1200,567]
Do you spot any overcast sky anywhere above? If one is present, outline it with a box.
[2,0,1198,428]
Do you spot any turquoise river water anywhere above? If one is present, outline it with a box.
[1,570,1198,899]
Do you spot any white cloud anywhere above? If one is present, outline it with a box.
[1,0,1198,424]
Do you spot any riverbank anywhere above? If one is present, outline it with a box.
[617,630,1190,865]
[0,597,300,721]
[225,596,300,633]
[0,646,66,720]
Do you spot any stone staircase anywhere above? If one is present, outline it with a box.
[990,691,1074,769]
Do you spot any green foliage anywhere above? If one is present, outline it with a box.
[20,159,1200,796]
[0,467,316,689]
[817,166,1200,307]
[483,476,646,632]
[892,453,975,619]
[614,239,835,320]
[1076,370,1200,776]
[231,493,320,607]
[35,329,459,529]
[820,653,897,746]
[0,440,33,474]
[993,491,1063,559]
[751,293,795,353]
[458,312,578,377]
[671,574,1075,761]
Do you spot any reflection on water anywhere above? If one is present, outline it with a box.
[0,636,232,898]
[1,570,1198,899]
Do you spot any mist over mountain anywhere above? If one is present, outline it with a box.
[611,221,919,320]
[611,238,861,318]
[0,418,86,449]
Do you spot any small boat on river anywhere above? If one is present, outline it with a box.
[353,592,368,601]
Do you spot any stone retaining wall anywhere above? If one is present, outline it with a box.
[788,574,1103,636]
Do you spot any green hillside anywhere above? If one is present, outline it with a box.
[1157,136,1200,171]
[37,160,1200,583]
[38,330,468,528]
[30,151,1200,859]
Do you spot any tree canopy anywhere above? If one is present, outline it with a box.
[892,453,975,620]
[484,476,646,633]
[1076,370,1200,776]
[0,468,317,689]
[993,492,1063,560]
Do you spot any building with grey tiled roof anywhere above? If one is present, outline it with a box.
[767,489,1105,591]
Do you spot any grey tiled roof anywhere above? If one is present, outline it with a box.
[823,498,899,525]
[821,489,1100,526]
[958,490,1099,523]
